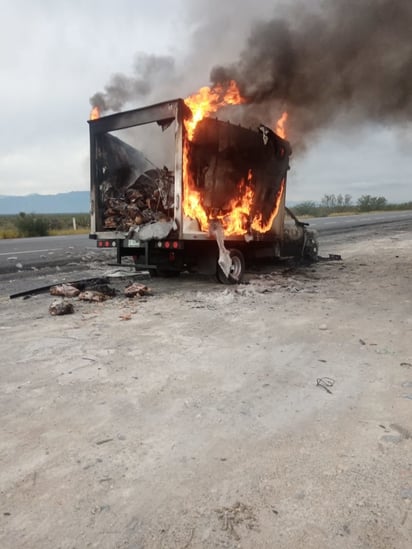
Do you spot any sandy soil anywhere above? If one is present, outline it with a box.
[0,226,411,549]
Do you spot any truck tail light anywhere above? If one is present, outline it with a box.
[159,241,182,249]
[97,240,116,248]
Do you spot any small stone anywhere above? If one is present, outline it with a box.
[400,488,412,500]
[401,381,412,388]
[16,262,23,270]
[319,324,328,331]
[381,435,402,444]
[49,300,74,316]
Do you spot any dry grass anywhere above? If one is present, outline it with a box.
[49,228,89,236]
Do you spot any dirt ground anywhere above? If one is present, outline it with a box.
[0,225,411,549]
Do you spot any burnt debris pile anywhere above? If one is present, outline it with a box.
[96,134,175,232]
[102,168,174,231]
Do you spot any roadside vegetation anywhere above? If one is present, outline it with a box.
[0,213,90,238]
[0,195,411,238]
[290,194,412,218]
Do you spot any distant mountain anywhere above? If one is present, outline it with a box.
[0,192,307,215]
[0,191,89,214]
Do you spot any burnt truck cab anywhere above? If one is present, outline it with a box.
[88,98,318,283]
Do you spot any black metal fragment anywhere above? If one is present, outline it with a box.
[9,277,110,300]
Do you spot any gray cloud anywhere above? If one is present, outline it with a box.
[291,126,412,203]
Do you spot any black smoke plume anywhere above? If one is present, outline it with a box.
[210,0,412,142]
[90,52,176,112]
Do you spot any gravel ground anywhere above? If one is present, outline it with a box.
[0,224,411,548]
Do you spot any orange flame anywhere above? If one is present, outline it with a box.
[182,82,285,237]
[182,148,209,231]
[184,80,245,140]
[183,81,249,235]
[90,106,100,120]
[275,111,288,139]
[182,151,285,236]
[251,179,285,232]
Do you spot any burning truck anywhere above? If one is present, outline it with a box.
[88,84,318,282]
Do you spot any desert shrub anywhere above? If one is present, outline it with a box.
[47,216,64,230]
[291,201,318,216]
[75,214,90,228]
[15,213,50,237]
[357,195,387,212]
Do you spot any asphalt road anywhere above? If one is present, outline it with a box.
[0,234,100,274]
[306,209,412,234]
[0,211,411,274]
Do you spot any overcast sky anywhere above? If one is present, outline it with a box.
[0,0,410,203]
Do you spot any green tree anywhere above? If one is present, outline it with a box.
[344,194,352,207]
[357,195,387,212]
[292,201,319,216]
[321,194,337,209]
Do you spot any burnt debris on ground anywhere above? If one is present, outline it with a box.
[46,281,153,316]
[49,300,75,316]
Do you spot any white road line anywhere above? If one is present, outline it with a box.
[0,248,62,256]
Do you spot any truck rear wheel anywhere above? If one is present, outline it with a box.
[216,249,245,284]
[303,230,319,261]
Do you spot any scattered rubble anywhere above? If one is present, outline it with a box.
[50,284,81,298]
[81,283,116,297]
[124,283,152,298]
[44,276,154,315]
[78,291,108,303]
[48,300,74,316]
[10,277,112,300]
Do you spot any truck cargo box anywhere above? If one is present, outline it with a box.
[88,99,317,282]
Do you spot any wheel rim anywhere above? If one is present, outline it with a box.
[230,256,243,279]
